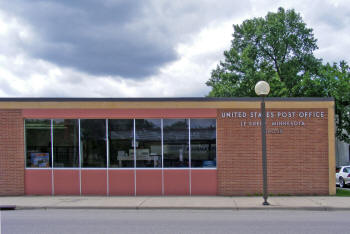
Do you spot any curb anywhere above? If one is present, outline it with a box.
[0,205,16,210]
[10,206,350,211]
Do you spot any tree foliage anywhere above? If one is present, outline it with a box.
[317,62,350,142]
[206,7,350,143]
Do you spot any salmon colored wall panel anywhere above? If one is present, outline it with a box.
[136,170,162,195]
[22,108,217,119]
[109,170,135,196]
[54,170,80,195]
[81,170,107,195]
[191,170,217,195]
[164,170,190,195]
[25,170,52,195]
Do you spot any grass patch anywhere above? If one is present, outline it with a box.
[336,188,350,196]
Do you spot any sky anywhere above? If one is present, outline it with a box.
[0,0,349,97]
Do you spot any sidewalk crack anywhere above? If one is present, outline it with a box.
[232,197,238,210]
[137,198,148,209]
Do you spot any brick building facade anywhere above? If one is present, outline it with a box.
[0,98,335,196]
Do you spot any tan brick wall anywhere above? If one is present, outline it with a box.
[217,108,329,196]
[0,110,24,195]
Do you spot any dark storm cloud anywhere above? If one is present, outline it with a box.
[0,0,250,79]
[0,0,176,78]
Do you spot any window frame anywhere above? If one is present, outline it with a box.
[24,118,217,170]
[25,119,52,168]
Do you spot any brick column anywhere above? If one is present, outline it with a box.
[217,108,329,196]
[0,110,24,195]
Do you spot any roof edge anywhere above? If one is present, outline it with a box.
[0,97,334,102]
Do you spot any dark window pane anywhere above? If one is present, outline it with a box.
[25,119,51,168]
[80,119,106,168]
[136,119,161,168]
[163,119,189,168]
[53,119,79,167]
[109,119,134,168]
[190,119,216,168]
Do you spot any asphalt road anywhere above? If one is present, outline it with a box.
[1,209,350,234]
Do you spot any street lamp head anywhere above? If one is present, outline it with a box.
[255,81,270,96]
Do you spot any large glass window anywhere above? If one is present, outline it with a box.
[135,119,162,168]
[163,119,189,168]
[25,117,217,169]
[53,119,79,167]
[80,119,106,168]
[190,119,216,168]
[109,119,134,168]
[25,119,51,168]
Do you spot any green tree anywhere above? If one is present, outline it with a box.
[316,62,350,142]
[206,7,350,143]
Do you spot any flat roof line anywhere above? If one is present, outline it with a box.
[0,97,334,102]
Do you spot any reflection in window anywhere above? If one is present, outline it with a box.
[190,119,216,167]
[109,119,134,168]
[135,119,161,168]
[53,119,79,167]
[24,118,217,169]
[80,119,106,168]
[163,119,189,167]
[25,119,51,168]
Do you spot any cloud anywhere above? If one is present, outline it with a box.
[297,1,350,63]
[0,0,245,97]
[0,0,250,79]
[0,15,235,98]
[0,0,175,78]
[0,1,350,98]
[241,0,350,63]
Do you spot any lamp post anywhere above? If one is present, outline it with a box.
[255,81,270,206]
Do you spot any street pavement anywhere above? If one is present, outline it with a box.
[2,209,350,234]
[1,195,350,210]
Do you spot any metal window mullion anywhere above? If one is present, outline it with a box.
[161,118,164,195]
[188,119,191,195]
[106,119,109,196]
[134,119,136,196]
[188,119,191,168]
[51,119,54,196]
[78,119,81,196]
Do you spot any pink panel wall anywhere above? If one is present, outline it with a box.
[25,170,52,195]
[54,170,80,195]
[191,170,217,195]
[22,108,217,119]
[164,170,190,195]
[109,170,135,196]
[25,169,217,196]
[81,170,107,195]
[136,170,162,195]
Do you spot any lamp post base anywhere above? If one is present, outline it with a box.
[263,201,270,206]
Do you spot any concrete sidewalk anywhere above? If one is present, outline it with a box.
[1,196,350,211]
